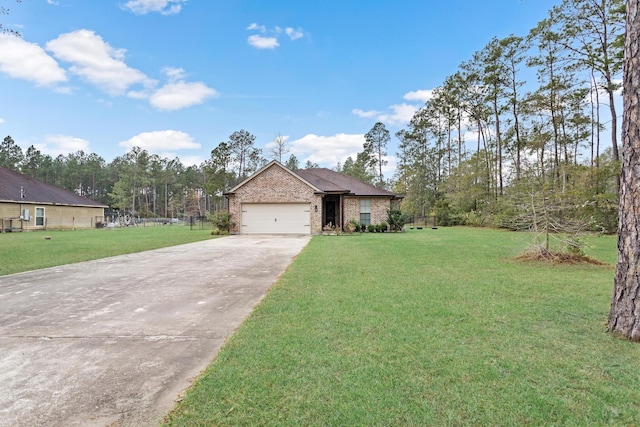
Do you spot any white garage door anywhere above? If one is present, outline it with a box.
[241,203,311,234]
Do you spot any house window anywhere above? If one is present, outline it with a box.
[35,207,45,226]
[360,198,371,225]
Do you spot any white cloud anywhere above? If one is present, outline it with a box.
[352,108,381,119]
[285,27,304,40]
[463,130,480,143]
[404,89,434,103]
[42,41,219,111]
[248,34,279,49]
[0,35,67,87]
[162,66,186,82]
[119,130,200,151]
[47,0,60,5]
[36,135,91,156]
[247,23,304,49]
[377,103,419,126]
[122,0,187,15]
[247,23,266,33]
[0,118,5,124]
[46,29,154,96]
[351,102,419,126]
[150,81,218,110]
[288,133,365,167]
[353,87,438,128]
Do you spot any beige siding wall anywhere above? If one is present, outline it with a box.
[227,164,322,234]
[0,202,104,231]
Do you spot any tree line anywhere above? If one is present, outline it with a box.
[0,130,322,218]
[388,0,624,233]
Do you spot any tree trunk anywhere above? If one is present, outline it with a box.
[608,0,640,341]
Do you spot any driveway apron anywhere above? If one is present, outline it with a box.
[0,234,311,427]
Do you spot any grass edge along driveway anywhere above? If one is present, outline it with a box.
[0,226,217,276]
[164,227,639,427]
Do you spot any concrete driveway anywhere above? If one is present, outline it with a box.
[0,234,311,427]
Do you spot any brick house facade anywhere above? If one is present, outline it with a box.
[225,161,402,234]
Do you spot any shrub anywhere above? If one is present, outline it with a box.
[367,224,375,233]
[459,210,486,227]
[208,210,235,232]
[345,221,357,234]
[387,209,409,231]
[379,221,388,232]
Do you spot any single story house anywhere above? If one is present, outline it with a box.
[224,161,402,234]
[0,166,107,232]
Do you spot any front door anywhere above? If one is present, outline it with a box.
[325,200,336,227]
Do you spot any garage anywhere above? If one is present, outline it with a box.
[241,203,311,234]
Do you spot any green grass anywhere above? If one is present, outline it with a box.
[0,224,217,276]
[164,227,640,426]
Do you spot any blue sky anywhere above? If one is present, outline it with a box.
[0,0,561,173]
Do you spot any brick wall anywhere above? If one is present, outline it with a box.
[343,197,359,224]
[343,196,392,227]
[227,164,322,233]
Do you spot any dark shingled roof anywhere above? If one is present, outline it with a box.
[0,167,107,207]
[295,168,400,198]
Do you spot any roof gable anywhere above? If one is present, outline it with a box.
[226,161,321,194]
[0,167,107,207]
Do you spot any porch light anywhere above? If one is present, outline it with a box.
[314,205,318,212]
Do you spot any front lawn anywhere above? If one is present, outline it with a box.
[165,227,637,426]
[0,225,217,276]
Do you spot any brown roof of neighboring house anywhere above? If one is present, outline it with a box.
[0,167,107,207]
[294,168,401,198]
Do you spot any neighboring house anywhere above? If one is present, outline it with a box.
[0,167,107,232]
[224,161,402,234]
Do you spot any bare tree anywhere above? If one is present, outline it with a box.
[608,0,640,341]
[269,134,289,162]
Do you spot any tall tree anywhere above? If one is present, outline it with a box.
[527,16,577,190]
[476,37,509,196]
[284,154,300,170]
[555,0,625,164]
[340,152,374,184]
[0,135,23,170]
[21,145,47,180]
[395,106,442,217]
[441,72,468,168]
[304,160,319,169]
[364,122,390,187]
[459,61,494,201]
[498,35,529,182]
[208,142,234,194]
[608,0,640,341]
[228,129,262,180]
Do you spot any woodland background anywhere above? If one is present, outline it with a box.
[0,0,623,233]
